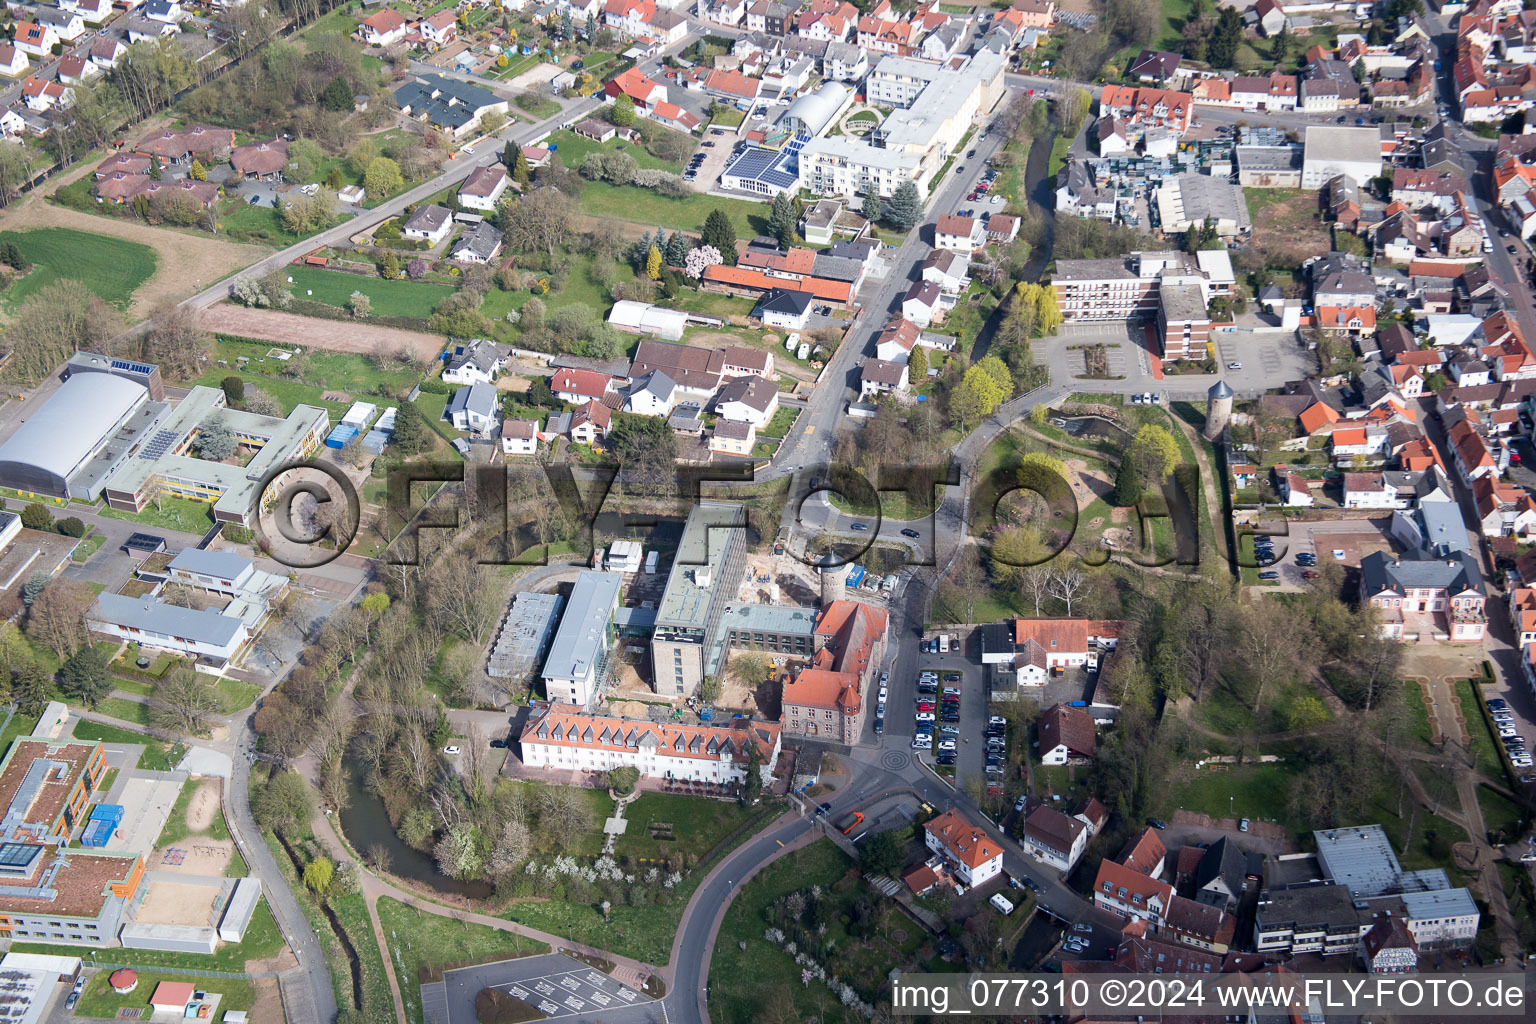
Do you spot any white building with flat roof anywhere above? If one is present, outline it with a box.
[1301,126,1382,188]
[541,571,624,707]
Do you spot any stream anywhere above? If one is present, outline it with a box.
[340,762,494,900]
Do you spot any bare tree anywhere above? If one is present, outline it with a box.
[26,579,93,656]
[148,667,220,735]
[1048,564,1086,616]
[1239,604,1308,715]
[460,724,498,807]
[487,818,532,880]
[1021,564,1053,617]
[536,784,593,848]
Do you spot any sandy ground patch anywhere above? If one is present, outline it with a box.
[510,62,562,88]
[187,780,220,833]
[1065,458,1114,511]
[198,304,445,362]
[135,879,220,927]
[154,836,235,877]
[0,197,273,321]
[249,977,286,1023]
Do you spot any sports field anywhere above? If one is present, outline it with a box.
[0,227,157,309]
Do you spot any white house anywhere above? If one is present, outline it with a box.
[357,8,409,46]
[36,9,87,40]
[11,23,58,59]
[442,339,505,386]
[935,213,985,252]
[143,0,183,21]
[924,808,1003,888]
[860,359,909,398]
[624,371,679,417]
[901,280,943,328]
[1021,805,1089,873]
[989,618,1123,686]
[1276,467,1314,506]
[715,376,779,428]
[501,418,539,456]
[875,318,921,364]
[921,248,970,294]
[551,369,616,406]
[446,383,499,432]
[755,288,815,330]
[0,45,29,79]
[401,205,454,245]
[1037,703,1095,765]
[1094,858,1175,926]
[419,9,459,46]
[457,164,510,212]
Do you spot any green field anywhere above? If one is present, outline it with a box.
[0,227,157,309]
[377,897,550,1024]
[544,129,686,173]
[70,720,184,771]
[566,181,769,236]
[98,495,216,535]
[287,266,455,318]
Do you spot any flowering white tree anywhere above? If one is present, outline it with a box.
[684,244,724,280]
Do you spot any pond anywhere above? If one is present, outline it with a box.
[340,762,493,900]
[1054,415,1129,442]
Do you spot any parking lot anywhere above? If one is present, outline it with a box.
[685,127,739,192]
[1239,516,1399,589]
[425,953,658,1024]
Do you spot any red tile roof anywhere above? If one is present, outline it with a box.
[925,808,1003,870]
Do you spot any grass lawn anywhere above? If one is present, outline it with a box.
[1047,136,1071,180]
[0,711,39,761]
[77,971,256,1018]
[98,497,215,536]
[111,676,155,698]
[287,266,455,318]
[710,108,745,128]
[215,676,263,714]
[1403,681,1436,750]
[544,129,685,173]
[97,697,150,727]
[377,897,550,1024]
[707,838,853,1024]
[0,227,157,309]
[1163,760,1310,834]
[219,200,350,248]
[197,336,428,404]
[567,180,768,236]
[1478,785,1527,841]
[1454,679,1507,780]
[480,254,631,324]
[16,899,283,972]
[613,792,763,862]
[70,720,183,772]
[156,779,233,848]
[759,406,799,439]
[71,533,107,563]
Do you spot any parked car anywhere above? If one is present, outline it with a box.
[915,712,935,722]
[850,522,869,531]
[901,528,920,538]
[443,745,461,755]
[1227,361,1243,370]
[1239,818,1251,832]
[1302,570,1321,579]
[1014,795,1029,813]
[1258,571,1280,580]
[1147,817,1168,829]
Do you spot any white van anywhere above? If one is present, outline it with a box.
[938,634,950,655]
[989,893,1015,915]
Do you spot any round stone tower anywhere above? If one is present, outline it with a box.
[1205,378,1234,441]
[817,552,845,607]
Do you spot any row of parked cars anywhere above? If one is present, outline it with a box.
[1489,697,1532,769]
[912,670,964,753]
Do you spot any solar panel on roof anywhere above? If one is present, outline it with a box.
[110,358,155,375]
[138,428,179,460]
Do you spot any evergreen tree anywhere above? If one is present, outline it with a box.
[380,251,400,279]
[1209,8,1244,68]
[909,345,928,381]
[511,147,532,186]
[646,245,662,279]
[321,74,354,112]
[885,180,923,231]
[861,190,883,223]
[503,140,517,167]
[665,230,689,266]
[1112,457,1143,507]
[701,209,738,264]
[769,191,796,249]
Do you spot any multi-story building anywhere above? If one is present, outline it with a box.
[1254,884,1368,957]
[1050,251,1234,359]
[1020,804,1087,873]
[540,571,624,707]
[780,600,888,743]
[1093,858,1175,925]
[924,808,1003,887]
[518,703,782,785]
[0,725,146,948]
[1359,549,1487,641]
[651,502,749,696]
